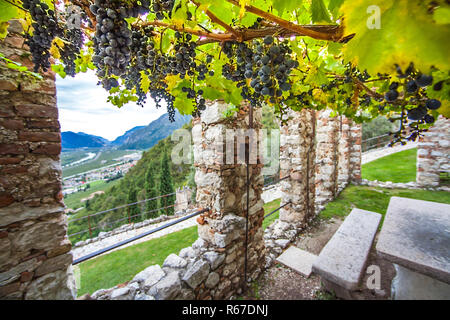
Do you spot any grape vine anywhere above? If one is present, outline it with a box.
[3,0,448,144]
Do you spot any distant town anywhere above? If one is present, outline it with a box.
[62,152,142,195]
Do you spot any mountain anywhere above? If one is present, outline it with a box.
[61,131,110,149]
[114,112,191,150]
[110,125,146,146]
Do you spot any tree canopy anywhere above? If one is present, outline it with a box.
[1,0,449,145]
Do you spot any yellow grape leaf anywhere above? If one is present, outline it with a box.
[53,36,66,48]
[239,0,250,19]
[140,71,150,92]
[0,21,8,39]
[49,44,60,59]
[165,74,183,91]
[312,88,328,105]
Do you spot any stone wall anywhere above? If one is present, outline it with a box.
[0,21,75,299]
[315,111,362,212]
[315,110,339,209]
[416,116,450,187]
[264,109,316,255]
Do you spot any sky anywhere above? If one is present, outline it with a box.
[55,70,167,141]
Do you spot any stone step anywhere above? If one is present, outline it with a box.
[276,246,318,278]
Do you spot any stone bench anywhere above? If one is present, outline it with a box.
[312,208,382,299]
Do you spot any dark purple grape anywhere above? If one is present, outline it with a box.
[424,114,435,124]
[416,74,433,87]
[406,80,418,93]
[426,99,441,110]
[407,106,427,120]
[385,90,399,102]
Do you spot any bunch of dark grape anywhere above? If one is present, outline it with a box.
[151,0,175,20]
[59,29,83,76]
[22,0,60,72]
[171,32,197,78]
[181,87,206,112]
[221,41,263,106]
[384,65,442,124]
[249,36,297,101]
[123,27,154,105]
[90,0,133,89]
[150,88,176,121]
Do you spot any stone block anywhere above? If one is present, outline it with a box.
[148,271,181,300]
[377,197,450,284]
[182,260,210,289]
[204,251,225,270]
[312,208,381,291]
[205,272,220,289]
[163,254,187,269]
[135,265,165,288]
[276,246,317,278]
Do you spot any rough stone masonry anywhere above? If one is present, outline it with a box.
[0,20,75,299]
[416,116,450,187]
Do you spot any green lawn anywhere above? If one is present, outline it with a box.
[320,184,450,227]
[262,198,281,229]
[76,226,199,296]
[76,198,282,296]
[361,148,417,183]
[64,179,121,210]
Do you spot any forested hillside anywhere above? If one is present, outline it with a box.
[67,121,193,242]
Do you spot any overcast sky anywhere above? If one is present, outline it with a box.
[55,70,167,141]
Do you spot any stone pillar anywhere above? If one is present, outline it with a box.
[192,100,265,299]
[315,110,340,212]
[0,21,75,299]
[417,116,450,187]
[349,122,362,184]
[270,109,316,235]
[337,116,351,193]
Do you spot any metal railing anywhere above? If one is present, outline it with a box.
[263,175,290,188]
[72,207,210,265]
[361,134,391,152]
[67,192,178,238]
[264,201,291,219]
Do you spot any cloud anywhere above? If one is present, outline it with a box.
[56,71,167,141]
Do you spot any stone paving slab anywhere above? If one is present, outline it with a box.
[377,197,450,284]
[312,208,381,290]
[276,246,318,278]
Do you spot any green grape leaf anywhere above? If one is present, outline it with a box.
[173,96,195,115]
[434,7,450,25]
[273,0,302,16]
[328,0,345,18]
[311,0,332,23]
[341,0,450,75]
[0,1,17,23]
[51,64,67,78]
